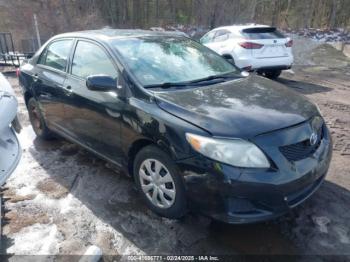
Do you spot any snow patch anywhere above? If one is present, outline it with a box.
[17,125,36,150]
[7,223,63,255]
[60,193,75,214]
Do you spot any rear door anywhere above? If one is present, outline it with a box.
[62,39,124,163]
[34,39,74,130]
[241,27,289,58]
[211,30,232,55]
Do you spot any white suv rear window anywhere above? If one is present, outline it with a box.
[241,27,285,39]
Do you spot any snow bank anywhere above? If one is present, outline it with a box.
[284,28,350,43]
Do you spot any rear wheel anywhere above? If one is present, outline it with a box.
[133,145,187,219]
[264,70,282,79]
[28,98,54,140]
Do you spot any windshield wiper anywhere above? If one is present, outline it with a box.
[186,72,239,84]
[145,72,240,89]
[145,82,189,89]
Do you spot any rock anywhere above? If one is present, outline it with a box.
[79,245,103,262]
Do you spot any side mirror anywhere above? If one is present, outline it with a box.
[86,75,117,92]
[222,55,235,65]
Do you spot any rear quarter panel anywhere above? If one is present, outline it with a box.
[19,62,36,102]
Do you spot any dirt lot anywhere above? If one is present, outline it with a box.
[1,40,350,259]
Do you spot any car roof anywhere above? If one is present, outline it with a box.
[52,29,187,42]
[210,24,271,33]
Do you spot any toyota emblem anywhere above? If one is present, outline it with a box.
[310,132,318,146]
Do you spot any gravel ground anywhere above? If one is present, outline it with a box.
[1,40,350,260]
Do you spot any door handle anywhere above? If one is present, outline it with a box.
[65,85,73,95]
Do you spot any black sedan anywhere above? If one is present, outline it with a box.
[19,30,332,224]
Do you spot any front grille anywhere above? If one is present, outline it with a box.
[280,124,324,162]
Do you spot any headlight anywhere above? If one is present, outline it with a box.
[186,133,270,168]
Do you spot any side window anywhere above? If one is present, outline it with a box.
[71,41,118,79]
[38,40,73,71]
[200,31,216,44]
[214,30,230,42]
[37,49,48,65]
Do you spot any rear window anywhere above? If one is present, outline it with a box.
[241,27,285,40]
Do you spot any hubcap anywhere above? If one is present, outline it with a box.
[139,159,176,209]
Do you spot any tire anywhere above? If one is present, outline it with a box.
[264,70,282,79]
[133,145,187,219]
[28,97,54,140]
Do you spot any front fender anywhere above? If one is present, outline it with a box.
[122,97,208,161]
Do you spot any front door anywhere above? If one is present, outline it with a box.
[62,40,124,164]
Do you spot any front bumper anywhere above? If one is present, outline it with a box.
[0,126,21,186]
[178,121,332,224]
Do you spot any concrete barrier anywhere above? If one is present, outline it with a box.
[343,44,350,58]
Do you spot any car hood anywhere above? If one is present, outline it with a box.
[154,75,318,138]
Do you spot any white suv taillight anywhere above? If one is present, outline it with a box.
[239,42,264,49]
[285,40,293,48]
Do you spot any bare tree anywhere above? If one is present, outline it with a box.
[329,0,338,28]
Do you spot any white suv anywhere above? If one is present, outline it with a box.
[200,24,294,79]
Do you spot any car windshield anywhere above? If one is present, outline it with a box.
[110,36,238,87]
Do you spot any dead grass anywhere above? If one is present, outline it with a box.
[96,231,119,256]
[36,178,69,199]
[3,210,50,234]
[2,188,36,203]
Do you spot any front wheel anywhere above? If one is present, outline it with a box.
[133,145,187,219]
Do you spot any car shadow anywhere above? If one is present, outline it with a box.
[18,134,350,256]
[276,76,333,95]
